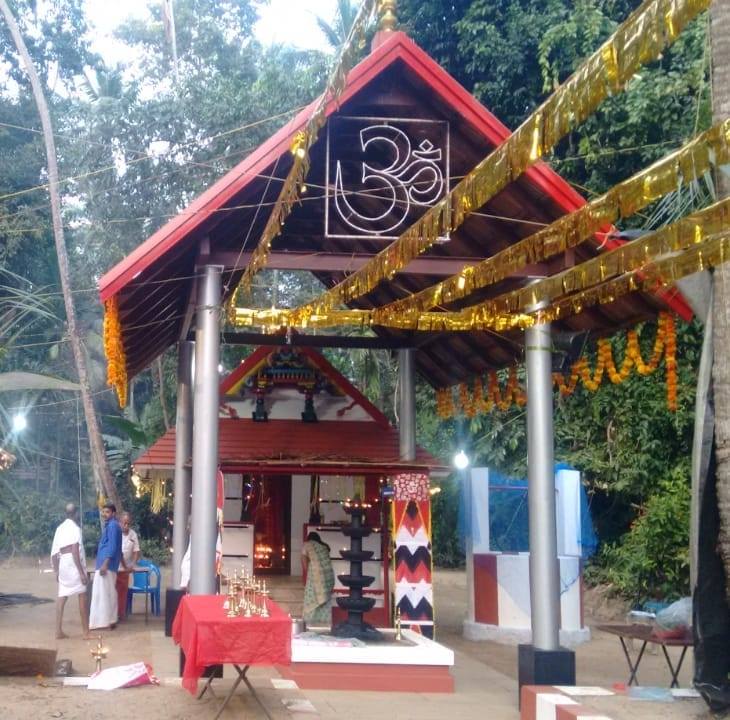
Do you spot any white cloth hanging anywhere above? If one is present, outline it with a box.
[89,571,118,629]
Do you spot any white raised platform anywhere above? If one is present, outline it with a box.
[280,629,455,692]
[292,628,454,665]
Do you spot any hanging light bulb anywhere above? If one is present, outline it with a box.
[453,449,470,470]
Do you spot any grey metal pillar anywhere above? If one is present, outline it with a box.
[190,265,223,595]
[398,348,416,462]
[525,319,561,651]
[172,340,194,587]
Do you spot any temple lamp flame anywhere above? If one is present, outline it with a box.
[453,449,470,470]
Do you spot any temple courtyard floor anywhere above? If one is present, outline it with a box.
[0,559,713,719]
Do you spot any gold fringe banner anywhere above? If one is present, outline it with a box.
[233,198,730,332]
[538,230,730,325]
[103,296,128,407]
[374,120,730,321]
[285,0,710,325]
[442,197,730,330]
[232,0,379,303]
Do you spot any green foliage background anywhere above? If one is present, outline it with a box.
[0,0,709,601]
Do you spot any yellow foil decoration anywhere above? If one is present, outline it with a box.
[373,121,730,322]
[230,0,379,307]
[284,0,710,324]
[233,198,730,334]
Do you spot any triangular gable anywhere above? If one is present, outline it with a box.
[220,343,391,429]
[99,31,596,302]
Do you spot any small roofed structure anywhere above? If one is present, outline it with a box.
[135,344,443,633]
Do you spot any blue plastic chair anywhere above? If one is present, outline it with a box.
[126,559,161,616]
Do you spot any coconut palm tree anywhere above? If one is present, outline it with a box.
[0,1,120,509]
[316,0,359,50]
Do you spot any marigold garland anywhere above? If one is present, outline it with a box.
[437,367,526,419]
[103,296,128,407]
[436,312,678,418]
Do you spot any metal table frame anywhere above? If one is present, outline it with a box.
[597,623,692,688]
[196,663,273,720]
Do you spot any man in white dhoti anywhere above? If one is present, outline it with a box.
[51,503,89,639]
[89,503,123,631]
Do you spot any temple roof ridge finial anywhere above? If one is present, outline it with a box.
[377,0,398,34]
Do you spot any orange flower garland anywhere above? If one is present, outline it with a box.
[102,296,128,407]
[436,388,456,419]
[436,312,678,417]
[664,313,678,411]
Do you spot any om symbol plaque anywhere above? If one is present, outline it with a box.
[325,117,449,240]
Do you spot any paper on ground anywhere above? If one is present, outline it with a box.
[63,677,89,687]
[671,688,701,698]
[271,678,298,689]
[282,698,318,714]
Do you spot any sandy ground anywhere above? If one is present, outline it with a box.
[0,559,713,720]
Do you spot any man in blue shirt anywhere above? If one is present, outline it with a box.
[89,503,123,630]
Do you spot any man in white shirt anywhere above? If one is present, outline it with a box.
[51,503,89,639]
[116,511,140,621]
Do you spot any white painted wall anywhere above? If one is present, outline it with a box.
[493,553,583,631]
[465,467,586,639]
[290,474,311,577]
[555,468,582,557]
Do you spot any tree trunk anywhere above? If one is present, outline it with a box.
[710,0,730,600]
[0,1,120,510]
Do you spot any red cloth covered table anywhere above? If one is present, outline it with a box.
[172,594,291,695]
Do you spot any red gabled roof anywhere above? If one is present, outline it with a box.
[101,30,590,300]
[220,343,391,428]
[98,29,692,388]
[99,30,689,315]
[133,418,442,472]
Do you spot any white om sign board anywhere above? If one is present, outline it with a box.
[325,117,449,239]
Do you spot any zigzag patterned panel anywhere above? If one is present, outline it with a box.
[395,595,434,621]
[392,473,433,634]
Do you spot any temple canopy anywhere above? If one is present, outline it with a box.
[98,30,691,388]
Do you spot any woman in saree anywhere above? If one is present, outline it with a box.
[301,532,335,626]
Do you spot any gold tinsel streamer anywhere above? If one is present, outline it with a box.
[539,230,730,326]
[437,311,678,416]
[445,197,730,330]
[374,120,730,322]
[233,198,730,333]
[103,296,128,407]
[285,0,711,326]
[230,0,379,305]
[150,477,166,514]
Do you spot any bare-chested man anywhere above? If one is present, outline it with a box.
[50,503,89,639]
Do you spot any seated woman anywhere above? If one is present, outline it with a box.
[301,532,335,627]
